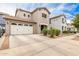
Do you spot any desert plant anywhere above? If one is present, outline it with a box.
[55,29,61,36]
[42,28,48,36]
[48,28,56,37]
[63,31,68,33]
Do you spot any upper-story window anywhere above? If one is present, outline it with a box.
[62,18,65,23]
[49,19,51,24]
[65,19,66,22]
[23,13,30,18]
[23,13,26,17]
[28,15,30,18]
[42,13,47,18]
[62,26,64,31]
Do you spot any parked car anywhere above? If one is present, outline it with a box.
[0,28,5,37]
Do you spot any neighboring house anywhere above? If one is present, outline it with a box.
[67,23,77,32]
[3,7,50,35]
[50,14,67,33]
[0,12,9,29]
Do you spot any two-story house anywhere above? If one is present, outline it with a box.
[50,14,67,33]
[67,23,77,32]
[3,7,50,35]
[0,12,9,29]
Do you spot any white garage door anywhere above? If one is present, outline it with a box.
[11,23,33,35]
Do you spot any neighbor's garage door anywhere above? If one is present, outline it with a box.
[10,23,33,35]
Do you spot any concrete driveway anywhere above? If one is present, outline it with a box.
[0,34,79,56]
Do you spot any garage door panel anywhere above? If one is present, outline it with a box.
[11,24,33,35]
[28,26,33,34]
[11,25,18,34]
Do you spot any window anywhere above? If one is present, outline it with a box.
[29,25,32,26]
[11,23,17,25]
[24,24,28,26]
[42,13,47,18]
[65,19,66,22]
[49,19,51,24]
[28,15,30,18]
[62,18,64,23]
[65,26,66,30]
[23,13,26,17]
[18,24,23,26]
[62,26,64,31]
[68,28,71,31]
[7,22,8,24]
[39,9,41,10]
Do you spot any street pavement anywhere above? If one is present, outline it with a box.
[0,34,79,56]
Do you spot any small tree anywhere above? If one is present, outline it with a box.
[73,14,79,32]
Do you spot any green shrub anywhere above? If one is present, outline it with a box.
[73,31,77,33]
[42,28,48,36]
[55,29,61,36]
[48,28,56,37]
[63,31,68,33]
[63,30,77,34]
[42,27,61,37]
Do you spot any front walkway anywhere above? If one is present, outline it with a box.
[0,34,79,56]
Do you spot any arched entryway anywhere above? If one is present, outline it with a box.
[41,25,47,32]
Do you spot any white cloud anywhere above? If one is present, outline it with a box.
[67,20,70,23]
[0,3,31,16]
[65,4,77,11]
[50,4,65,17]
[64,12,74,23]
[56,4,65,11]
[64,12,73,18]
[0,4,16,16]
[48,7,55,12]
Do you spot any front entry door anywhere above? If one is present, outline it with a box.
[41,25,47,31]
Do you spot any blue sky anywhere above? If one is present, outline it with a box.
[0,3,79,23]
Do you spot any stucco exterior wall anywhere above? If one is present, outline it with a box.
[32,9,50,33]
[50,15,67,33]
[15,10,31,21]
[15,8,50,34]
[5,20,10,35]
[67,24,77,31]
